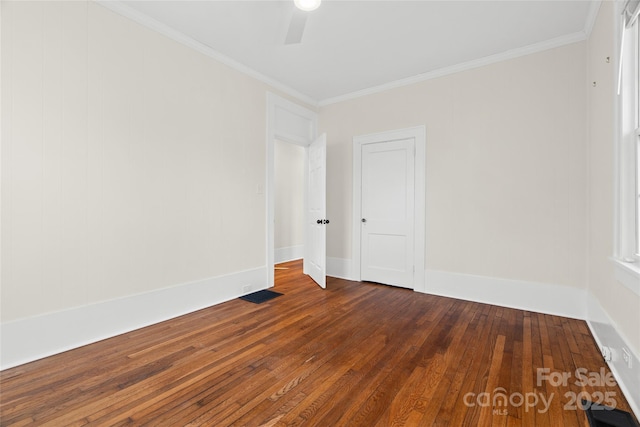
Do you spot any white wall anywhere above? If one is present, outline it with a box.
[318,12,639,415]
[1,1,321,368]
[586,1,640,415]
[587,0,640,355]
[319,42,587,290]
[0,1,273,323]
[274,140,304,262]
[3,5,637,413]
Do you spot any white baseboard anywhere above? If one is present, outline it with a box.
[274,245,304,264]
[423,270,587,319]
[587,293,640,419]
[421,269,639,418]
[0,267,267,370]
[327,257,354,280]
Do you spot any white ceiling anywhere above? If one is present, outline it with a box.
[116,0,597,105]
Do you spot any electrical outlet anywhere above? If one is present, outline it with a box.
[622,348,632,369]
[601,346,612,362]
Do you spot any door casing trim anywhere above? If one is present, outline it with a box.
[352,126,426,292]
[266,93,317,287]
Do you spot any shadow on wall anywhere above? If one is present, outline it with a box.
[274,140,305,263]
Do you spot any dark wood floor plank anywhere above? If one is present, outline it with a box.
[0,259,635,426]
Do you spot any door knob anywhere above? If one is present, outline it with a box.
[323,219,330,224]
[361,218,367,223]
[317,219,322,224]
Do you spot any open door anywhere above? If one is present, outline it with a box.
[304,133,327,288]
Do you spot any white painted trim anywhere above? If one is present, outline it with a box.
[0,267,267,370]
[96,1,317,108]
[613,0,623,262]
[266,93,317,287]
[274,245,304,264]
[303,146,310,277]
[587,292,640,419]
[613,0,640,265]
[423,270,587,320]
[319,32,587,106]
[326,257,354,281]
[96,1,597,110]
[352,126,426,292]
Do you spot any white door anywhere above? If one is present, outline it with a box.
[361,139,415,288]
[305,133,327,288]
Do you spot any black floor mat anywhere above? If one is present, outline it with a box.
[582,400,639,427]
[239,289,283,304]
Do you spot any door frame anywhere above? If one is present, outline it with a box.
[266,93,317,287]
[352,126,426,292]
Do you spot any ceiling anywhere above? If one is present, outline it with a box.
[116,0,597,105]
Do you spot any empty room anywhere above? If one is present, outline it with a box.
[1,0,639,425]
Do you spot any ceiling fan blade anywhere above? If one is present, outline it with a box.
[284,9,308,45]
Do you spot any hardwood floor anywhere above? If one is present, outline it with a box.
[0,260,635,426]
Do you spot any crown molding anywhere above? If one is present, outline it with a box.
[96,1,319,108]
[318,31,588,107]
[584,0,603,37]
[96,0,597,110]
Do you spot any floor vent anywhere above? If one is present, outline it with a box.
[239,289,283,304]
[582,400,639,427]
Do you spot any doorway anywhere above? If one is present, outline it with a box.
[274,139,305,264]
[266,93,326,289]
[352,126,426,291]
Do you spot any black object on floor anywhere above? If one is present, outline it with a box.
[582,400,639,427]
[239,289,283,304]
